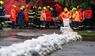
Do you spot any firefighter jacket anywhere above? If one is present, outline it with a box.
[84,10,92,19]
[45,9,52,22]
[77,8,83,22]
[40,10,46,21]
[55,4,63,13]
[24,9,29,22]
[72,11,81,22]
[10,8,17,22]
[58,11,72,20]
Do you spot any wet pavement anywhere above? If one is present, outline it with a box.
[50,41,95,56]
[0,37,25,46]
[0,28,61,39]
[0,28,95,56]
[0,28,61,46]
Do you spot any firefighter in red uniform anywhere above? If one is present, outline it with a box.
[83,8,92,28]
[45,6,52,28]
[10,5,17,28]
[55,4,63,14]
[24,5,29,27]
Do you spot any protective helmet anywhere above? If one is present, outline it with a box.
[77,5,79,8]
[0,1,4,4]
[38,6,42,10]
[33,6,36,8]
[20,7,23,10]
[21,6,25,9]
[72,7,77,11]
[12,5,16,8]
[64,7,68,12]
[50,8,53,11]
[47,6,50,8]
[20,6,25,10]
[43,7,46,10]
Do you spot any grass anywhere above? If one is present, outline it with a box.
[78,31,95,37]
[78,31,95,41]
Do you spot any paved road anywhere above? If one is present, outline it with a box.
[0,37,25,46]
[0,29,61,46]
[50,41,95,56]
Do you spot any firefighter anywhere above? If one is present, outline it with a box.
[55,3,63,14]
[72,7,81,29]
[77,6,83,28]
[50,7,53,16]
[40,7,46,28]
[83,8,92,29]
[50,7,56,26]
[33,6,37,13]
[47,6,51,10]
[58,7,72,27]
[28,6,37,27]
[17,6,25,28]
[10,5,17,28]
[24,5,29,27]
[51,6,59,27]
[32,6,39,27]
[0,1,5,29]
[35,6,42,28]
[45,7,52,28]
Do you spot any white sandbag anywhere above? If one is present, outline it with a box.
[0,29,82,56]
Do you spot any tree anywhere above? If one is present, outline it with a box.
[30,0,39,2]
[57,0,95,10]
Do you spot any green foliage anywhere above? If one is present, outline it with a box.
[84,0,91,2]
[30,0,39,2]
[58,0,64,4]
[29,0,95,10]
[58,0,95,10]
[80,3,89,10]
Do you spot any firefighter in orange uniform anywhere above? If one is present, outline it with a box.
[77,7,83,22]
[40,7,52,28]
[58,7,72,27]
[72,8,81,29]
[10,5,17,28]
[40,7,46,28]
[77,7,83,28]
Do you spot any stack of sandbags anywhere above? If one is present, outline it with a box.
[0,30,82,56]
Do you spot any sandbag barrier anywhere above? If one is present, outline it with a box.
[0,28,82,56]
